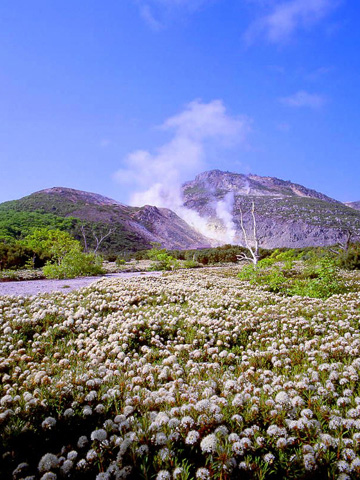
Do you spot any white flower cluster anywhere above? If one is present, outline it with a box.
[0,267,359,478]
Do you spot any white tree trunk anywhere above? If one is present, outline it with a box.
[238,201,260,267]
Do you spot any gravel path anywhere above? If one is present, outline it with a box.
[0,272,162,297]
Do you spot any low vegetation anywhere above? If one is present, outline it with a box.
[42,251,105,279]
[238,251,352,299]
[0,268,360,479]
[147,244,181,272]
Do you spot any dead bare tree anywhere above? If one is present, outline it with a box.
[93,228,114,255]
[80,225,89,253]
[80,224,115,255]
[236,201,260,267]
[329,228,359,255]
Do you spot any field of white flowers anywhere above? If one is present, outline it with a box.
[1,267,360,479]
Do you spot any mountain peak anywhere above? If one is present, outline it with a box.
[34,187,125,207]
[181,169,360,248]
[185,170,340,203]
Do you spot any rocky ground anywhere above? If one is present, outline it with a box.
[0,271,161,297]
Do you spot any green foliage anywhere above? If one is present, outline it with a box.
[147,244,180,271]
[183,259,201,269]
[288,257,346,298]
[238,260,288,293]
[115,257,126,266]
[0,228,84,272]
[43,251,105,279]
[0,242,41,270]
[337,243,360,270]
[270,248,300,262]
[0,196,151,255]
[21,228,81,264]
[238,255,348,299]
[170,245,272,265]
[0,209,76,242]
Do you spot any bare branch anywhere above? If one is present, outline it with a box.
[92,228,114,255]
[80,225,88,253]
[332,230,358,255]
[80,224,115,255]
[236,253,254,262]
[239,201,260,267]
[251,202,259,260]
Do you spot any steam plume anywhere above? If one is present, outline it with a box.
[114,99,251,243]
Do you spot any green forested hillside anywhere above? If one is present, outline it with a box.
[0,209,76,241]
[0,194,152,254]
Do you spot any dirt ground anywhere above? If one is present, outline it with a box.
[0,271,161,297]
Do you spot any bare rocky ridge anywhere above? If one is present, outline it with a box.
[345,201,360,211]
[131,205,210,249]
[181,170,360,248]
[183,170,340,203]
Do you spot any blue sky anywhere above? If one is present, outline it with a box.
[0,0,359,205]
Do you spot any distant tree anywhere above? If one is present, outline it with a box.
[0,210,75,242]
[0,242,37,270]
[80,224,115,255]
[21,228,81,265]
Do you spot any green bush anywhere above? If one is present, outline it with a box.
[238,256,347,299]
[147,245,180,271]
[21,228,81,264]
[238,261,288,293]
[115,257,126,266]
[43,251,105,279]
[183,259,201,269]
[337,244,360,270]
[149,253,180,271]
[0,242,41,270]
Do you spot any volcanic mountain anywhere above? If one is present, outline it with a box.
[1,172,359,251]
[0,187,211,252]
[181,170,360,248]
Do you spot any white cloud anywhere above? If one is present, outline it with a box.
[245,0,340,44]
[114,100,251,241]
[305,66,333,81]
[135,0,214,28]
[139,4,163,30]
[279,90,326,108]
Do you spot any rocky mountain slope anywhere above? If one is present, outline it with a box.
[0,188,210,252]
[1,172,359,251]
[181,170,360,248]
[345,201,360,211]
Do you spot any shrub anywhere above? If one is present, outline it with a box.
[0,242,42,270]
[238,256,348,299]
[238,261,288,293]
[21,228,81,264]
[115,257,126,266]
[337,244,360,270]
[43,251,105,279]
[147,245,180,271]
[183,259,201,269]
